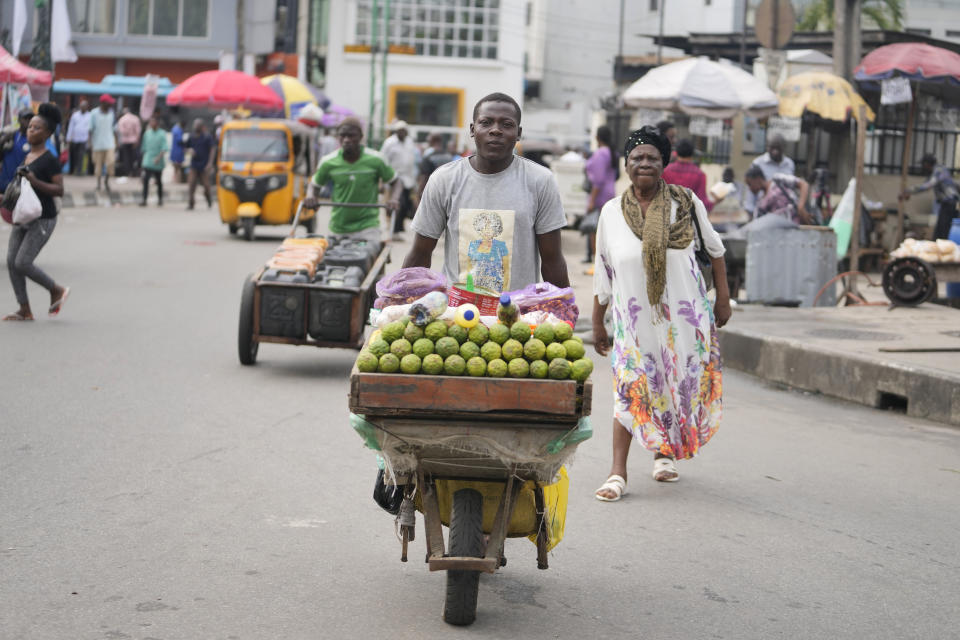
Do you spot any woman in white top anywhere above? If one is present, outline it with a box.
[593,126,731,502]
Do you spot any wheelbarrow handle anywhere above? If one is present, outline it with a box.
[312,201,389,209]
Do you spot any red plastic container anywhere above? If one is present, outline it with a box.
[448,283,500,316]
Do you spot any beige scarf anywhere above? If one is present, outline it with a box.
[620,179,695,319]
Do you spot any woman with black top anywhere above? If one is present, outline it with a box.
[4,103,70,321]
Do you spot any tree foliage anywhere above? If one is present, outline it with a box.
[798,0,904,32]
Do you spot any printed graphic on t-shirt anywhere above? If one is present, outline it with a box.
[458,208,515,293]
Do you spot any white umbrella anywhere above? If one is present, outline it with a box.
[622,57,779,119]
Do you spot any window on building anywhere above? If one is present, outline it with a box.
[905,27,932,36]
[947,30,960,38]
[649,0,658,10]
[72,0,117,34]
[127,0,210,37]
[355,0,500,60]
[394,88,461,127]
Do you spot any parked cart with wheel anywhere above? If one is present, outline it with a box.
[349,371,592,626]
[237,202,390,364]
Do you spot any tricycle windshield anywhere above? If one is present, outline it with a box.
[222,129,289,162]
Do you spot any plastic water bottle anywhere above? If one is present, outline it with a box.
[496,294,518,325]
[947,218,960,298]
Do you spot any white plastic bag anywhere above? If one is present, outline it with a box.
[12,177,42,225]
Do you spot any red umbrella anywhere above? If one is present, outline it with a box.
[855,43,960,85]
[854,43,960,243]
[0,44,52,85]
[165,70,284,113]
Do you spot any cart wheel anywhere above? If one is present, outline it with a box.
[238,275,259,365]
[443,489,483,626]
[303,214,317,234]
[241,217,255,241]
[228,222,239,235]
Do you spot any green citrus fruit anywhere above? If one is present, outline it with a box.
[435,336,460,359]
[545,342,567,361]
[412,338,435,358]
[488,323,511,345]
[400,353,422,374]
[378,353,400,373]
[529,360,549,379]
[447,324,469,344]
[422,353,444,375]
[486,358,508,377]
[459,341,480,360]
[444,354,466,376]
[390,338,412,358]
[381,321,404,343]
[404,322,424,342]
[356,350,379,373]
[570,358,594,382]
[501,338,524,361]
[424,320,448,342]
[533,324,555,344]
[548,358,571,379]
[510,321,532,342]
[553,322,573,342]
[563,339,586,360]
[466,356,487,377]
[468,323,489,345]
[523,338,546,361]
[368,338,390,358]
[480,341,502,362]
[508,358,530,378]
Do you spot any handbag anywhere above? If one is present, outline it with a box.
[1,177,21,224]
[689,204,714,291]
[579,208,600,235]
[12,177,42,225]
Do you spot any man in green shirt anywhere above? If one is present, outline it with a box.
[303,117,401,242]
[139,115,169,207]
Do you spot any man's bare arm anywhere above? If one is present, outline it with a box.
[536,229,570,288]
[402,233,439,269]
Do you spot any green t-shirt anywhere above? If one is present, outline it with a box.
[311,147,396,233]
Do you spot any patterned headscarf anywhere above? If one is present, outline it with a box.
[623,125,671,167]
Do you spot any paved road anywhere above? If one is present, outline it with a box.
[2,204,958,639]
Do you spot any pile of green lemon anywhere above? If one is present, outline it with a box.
[356,316,593,382]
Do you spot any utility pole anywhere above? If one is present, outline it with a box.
[236,0,245,71]
[380,0,391,141]
[29,0,51,72]
[368,0,380,142]
[656,0,666,65]
[739,0,747,66]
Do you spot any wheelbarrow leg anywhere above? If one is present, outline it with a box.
[483,472,521,569]
[534,486,549,570]
[417,465,445,562]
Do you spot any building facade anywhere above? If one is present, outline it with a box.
[323,0,525,147]
[0,0,277,83]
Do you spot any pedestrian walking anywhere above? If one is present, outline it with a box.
[186,119,214,210]
[593,125,730,502]
[417,132,455,194]
[116,108,142,178]
[379,120,418,238]
[0,109,35,193]
[65,100,92,176]
[170,120,186,183]
[139,115,168,207]
[899,153,959,240]
[582,125,619,272]
[662,138,712,212]
[89,94,117,193]
[3,103,71,322]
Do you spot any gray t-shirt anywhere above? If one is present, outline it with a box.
[411,155,566,293]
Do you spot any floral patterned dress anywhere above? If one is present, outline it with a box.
[593,192,726,459]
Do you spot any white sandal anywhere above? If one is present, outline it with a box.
[595,474,627,502]
[653,458,679,482]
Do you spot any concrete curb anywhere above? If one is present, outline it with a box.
[61,188,191,208]
[719,327,960,428]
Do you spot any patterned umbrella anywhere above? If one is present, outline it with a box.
[320,103,357,128]
[165,70,283,113]
[260,74,330,119]
[778,72,874,124]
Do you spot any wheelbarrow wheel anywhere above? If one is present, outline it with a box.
[443,488,483,626]
[241,217,255,241]
[238,275,259,365]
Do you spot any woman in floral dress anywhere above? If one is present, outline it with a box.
[593,126,731,502]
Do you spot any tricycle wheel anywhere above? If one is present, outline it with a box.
[443,488,483,626]
[228,222,239,235]
[241,217,255,241]
[302,214,317,234]
[238,275,259,365]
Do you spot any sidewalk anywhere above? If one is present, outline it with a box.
[719,302,960,427]
[60,174,191,208]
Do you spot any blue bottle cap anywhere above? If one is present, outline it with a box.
[500,293,511,305]
[464,309,475,321]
